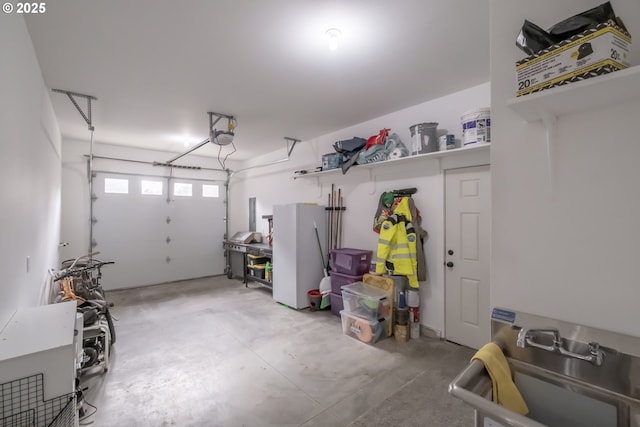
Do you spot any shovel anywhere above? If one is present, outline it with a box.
[313,221,332,308]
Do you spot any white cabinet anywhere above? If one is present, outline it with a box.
[272,203,327,309]
[0,301,78,425]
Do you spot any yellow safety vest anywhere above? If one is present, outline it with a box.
[375,198,418,288]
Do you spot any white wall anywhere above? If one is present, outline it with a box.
[61,139,239,262]
[490,0,640,336]
[0,14,61,326]
[230,83,490,335]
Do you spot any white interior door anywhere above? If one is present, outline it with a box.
[445,165,491,349]
[93,173,226,290]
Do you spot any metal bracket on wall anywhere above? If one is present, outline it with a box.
[53,88,99,255]
[51,89,97,131]
[539,109,557,197]
[368,168,377,195]
[284,137,301,157]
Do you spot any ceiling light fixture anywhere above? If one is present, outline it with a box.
[326,28,342,51]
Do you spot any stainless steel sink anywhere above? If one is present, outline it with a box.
[449,308,640,427]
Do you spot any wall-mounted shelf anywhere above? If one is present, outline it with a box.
[507,65,640,197]
[507,65,640,124]
[293,144,490,180]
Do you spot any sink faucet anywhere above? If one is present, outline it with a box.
[516,327,562,352]
[516,327,605,367]
[558,341,605,366]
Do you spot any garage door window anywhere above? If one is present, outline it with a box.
[141,180,163,196]
[104,178,129,194]
[174,183,192,197]
[202,184,219,198]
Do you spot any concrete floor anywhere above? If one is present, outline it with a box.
[82,276,475,426]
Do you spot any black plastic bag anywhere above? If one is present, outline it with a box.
[548,2,615,40]
[333,137,366,174]
[333,137,366,154]
[516,20,559,56]
[515,1,618,56]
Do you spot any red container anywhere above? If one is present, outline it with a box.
[329,292,344,317]
[330,271,363,295]
[330,248,373,276]
[409,306,420,323]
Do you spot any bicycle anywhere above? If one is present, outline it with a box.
[50,252,116,373]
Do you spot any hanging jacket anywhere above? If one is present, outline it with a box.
[376,198,419,288]
[407,197,428,281]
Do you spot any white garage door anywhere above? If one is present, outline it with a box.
[93,173,226,290]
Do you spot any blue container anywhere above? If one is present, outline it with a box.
[322,153,342,170]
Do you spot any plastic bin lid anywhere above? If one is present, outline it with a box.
[331,248,372,255]
[341,282,388,299]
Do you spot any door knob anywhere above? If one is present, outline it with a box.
[446,261,454,268]
[448,249,454,255]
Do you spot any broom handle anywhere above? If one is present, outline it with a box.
[333,189,340,249]
[337,188,342,249]
[338,193,343,248]
[328,186,333,252]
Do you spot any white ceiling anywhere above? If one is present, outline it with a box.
[25,0,490,161]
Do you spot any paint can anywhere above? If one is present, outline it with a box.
[410,322,420,339]
[408,306,420,324]
[461,108,491,146]
[409,122,438,154]
[406,289,420,308]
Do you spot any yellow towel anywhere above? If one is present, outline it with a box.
[471,342,529,415]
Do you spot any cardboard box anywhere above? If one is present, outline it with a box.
[516,21,631,97]
[394,324,409,343]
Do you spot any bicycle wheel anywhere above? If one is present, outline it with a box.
[105,307,116,345]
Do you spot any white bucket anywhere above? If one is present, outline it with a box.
[461,107,491,146]
[406,289,420,307]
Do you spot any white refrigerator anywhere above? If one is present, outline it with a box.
[272,203,327,309]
